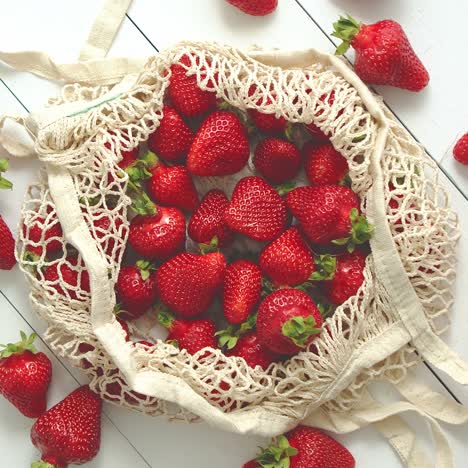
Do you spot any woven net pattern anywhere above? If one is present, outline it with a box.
[16,43,458,422]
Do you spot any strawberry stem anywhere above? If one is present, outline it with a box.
[0,158,13,190]
[136,260,156,281]
[216,313,257,349]
[0,331,38,358]
[31,461,60,468]
[157,307,175,329]
[310,254,336,281]
[130,189,157,216]
[332,208,374,252]
[331,15,362,55]
[199,236,219,255]
[276,181,296,197]
[282,316,321,347]
[255,435,298,467]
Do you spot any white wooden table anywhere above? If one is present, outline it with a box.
[0,1,467,466]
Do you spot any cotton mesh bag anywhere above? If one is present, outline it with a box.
[1,1,468,467]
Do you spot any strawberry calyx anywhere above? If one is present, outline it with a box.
[199,236,220,255]
[125,160,153,186]
[284,122,296,142]
[0,158,13,190]
[136,259,156,281]
[0,331,38,358]
[166,339,179,348]
[261,277,276,297]
[332,208,374,252]
[332,15,362,55]
[276,181,296,197]
[31,461,63,468]
[310,254,336,281]
[130,189,158,216]
[255,435,298,468]
[157,307,176,329]
[216,313,257,349]
[282,316,321,348]
[316,300,335,318]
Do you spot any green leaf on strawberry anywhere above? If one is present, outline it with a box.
[0,331,38,358]
[0,158,13,190]
[216,313,257,349]
[256,435,298,468]
[332,208,374,252]
[282,316,321,348]
[331,15,362,55]
[136,259,156,282]
[310,254,336,281]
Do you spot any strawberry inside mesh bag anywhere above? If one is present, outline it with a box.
[15,43,459,429]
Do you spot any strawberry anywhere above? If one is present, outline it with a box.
[157,309,216,355]
[224,176,290,241]
[128,206,186,260]
[286,185,373,250]
[252,426,355,468]
[304,91,337,143]
[304,142,349,186]
[259,227,316,287]
[247,89,288,135]
[188,189,233,248]
[257,289,322,356]
[305,122,329,143]
[43,256,90,300]
[243,462,259,468]
[23,216,63,257]
[453,133,468,165]
[223,260,262,324]
[226,332,278,370]
[0,215,16,270]
[104,140,139,170]
[0,332,51,418]
[254,138,302,184]
[155,252,226,317]
[226,0,278,16]
[91,213,124,257]
[148,157,199,212]
[148,105,195,162]
[31,385,102,468]
[187,111,250,176]
[169,54,217,118]
[333,15,429,92]
[323,250,367,305]
[116,260,157,320]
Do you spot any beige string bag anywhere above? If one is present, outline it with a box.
[1,1,468,466]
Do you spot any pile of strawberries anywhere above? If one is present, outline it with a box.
[99,53,375,372]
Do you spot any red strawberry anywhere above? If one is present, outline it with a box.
[116,260,157,320]
[254,138,301,184]
[156,252,226,317]
[247,88,288,135]
[304,91,337,143]
[169,54,217,118]
[43,256,90,300]
[148,159,199,212]
[187,111,250,176]
[128,206,186,260]
[148,105,195,163]
[304,142,349,186]
[0,215,16,270]
[226,332,278,370]
[158,309,216,355]
[31,385,102,468]
[333,15,429,91]
[188,189,233,248]
[223,260,262,324]
[104,141,139,170]
[257,289,322,356]
[259,227,316,287]
[92,213,124,256]
[24,216,63,257]
[136,340,153,348]
[323,250,366,305]
[0,332,52,418]
[243,462,259,468]
[305,122,329,143]
[453,133,468,165]
[224,176,290,241]
[226,0,278,16]
[286,185,373,250]
[252,426,355,468]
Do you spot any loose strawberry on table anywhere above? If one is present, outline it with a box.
[169,54,217,118]
[304,142,349,186]
[226,0,278,16]
[148,105,194,163]
[259,227,316,287]
[254,138,302,184]
[0,332,52,418]
[148,157,199,212]
[31,385,102,468]
[157,309,217,355]
[155,252,226,317]
[187,110,250,176]
[453,133,468,165]
[188,189,233,248]
[224,176,290,242]
[257,289,323,356]
[333,15,429,92]
[246,425,355,468]
[323,250,367,305]
[286,185,373,251]
[116,260,157,320]
[223,260,262,325]
[128,204,186,260]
